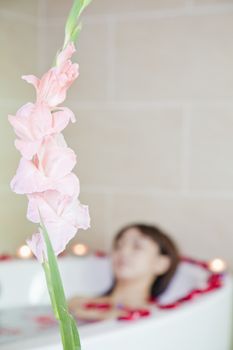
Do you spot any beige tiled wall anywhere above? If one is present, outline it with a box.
[1,0,233,266]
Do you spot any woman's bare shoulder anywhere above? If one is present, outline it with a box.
[68,294,113,317]
[91,295,112,303]
[68,294,112,307]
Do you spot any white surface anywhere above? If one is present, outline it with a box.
[0,255,232,350]
[0,256,113,308]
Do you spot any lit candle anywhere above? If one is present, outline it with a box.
[72,243,88,256]
[17,244,33,259]
[208,258,227,273]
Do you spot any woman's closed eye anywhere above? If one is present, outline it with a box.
[114,239,145,251]
[133,241,144,250]
[114,241,123,250]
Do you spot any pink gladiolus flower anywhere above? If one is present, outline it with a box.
[8,103,75,160]
[26,190,90,262]
[11,135,79,197]
[10,41,90,263]
[27,190,90,229]
[22,43,79,107]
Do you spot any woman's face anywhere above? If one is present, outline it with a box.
[111,227,169,281]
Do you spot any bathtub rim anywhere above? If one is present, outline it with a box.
[1,274,232,350]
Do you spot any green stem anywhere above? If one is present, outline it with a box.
[53,0,92,68]
[63,0,92,49]
[40,221,81,350]
[43,262,75,349]
[43,261,59,320]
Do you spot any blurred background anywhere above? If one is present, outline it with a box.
[1,0,233,265]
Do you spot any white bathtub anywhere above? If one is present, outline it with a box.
[0,255,232,350]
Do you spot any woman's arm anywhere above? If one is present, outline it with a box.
[68,295,128,321]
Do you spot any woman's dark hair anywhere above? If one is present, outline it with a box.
[102,223,180,299]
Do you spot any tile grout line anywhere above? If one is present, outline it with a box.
[37,0,47,74]
[80,185,233,199]
[180,103,191,194]
[102,5,233,22]
[0,10,37,24]
[36,4,233,25]
[106,17,117,102]
[185,0,194,8]
[1,99,233,112]
[104,192,114,251]
[2,183,233,199]
[2,3,233,25]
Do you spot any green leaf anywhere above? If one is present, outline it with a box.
[40,221,81,350]
[43,261,59,319]
[70,314,81,349]
[63,309,81,350]
[70,24,82,44]
[40,224,66,316]
[63,0,93,48]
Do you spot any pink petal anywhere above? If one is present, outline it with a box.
[75,203,91,230]
[22,75,40,90]
[9,103,53,160]
[46,221,77,256]
[27,225,75,262]
[11,158,52,194]
[41,135,77,179]
[54,173,80,197]
[52,107,76,133]
[56,42,76,66]
[22,44,79,107]
[27,191,90,231]
[8,103,35,141]
[15,139,41,160]
[61,199,90,230]
[26,191,90,258]
[27,192,58,224]
[26,232,46,263]
[31,103,53,139]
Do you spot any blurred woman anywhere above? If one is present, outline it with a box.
[69,223,180,321]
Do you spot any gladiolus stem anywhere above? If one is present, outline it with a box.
[41,222,81,350]
[63,0,92,49]
[43,261,59,320]
[54,0,92,67]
